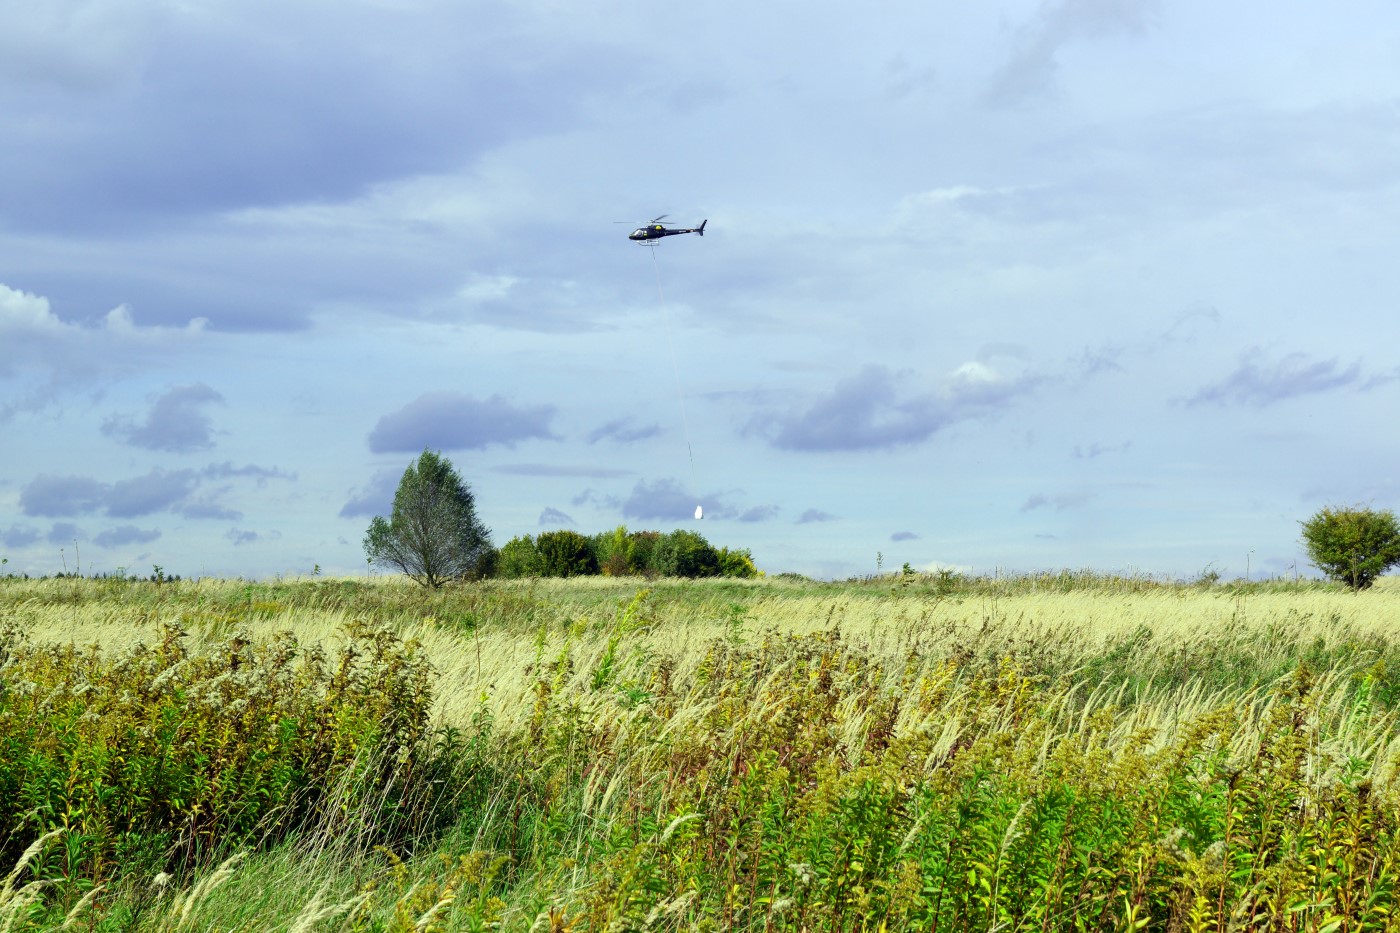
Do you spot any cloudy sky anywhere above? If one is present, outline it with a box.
[3,0,1399,580]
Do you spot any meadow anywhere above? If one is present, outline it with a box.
[2,571,1400,931]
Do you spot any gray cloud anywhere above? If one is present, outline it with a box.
[201,462,295,483]
[94,526,161,548]
[226,529,260,546]
[620,479,736,522]
[102,383,224,452]
[757,363,1042,452]
[19,464,290,519]
[1,525,41,548]
[46,522,85,545]
[105,470,200,518]
[737,505,781,523]
[0,5,630,236]
[20,476,108,517]
[985,0,1157,107]
[1020,492,1092,512]
[1185,351,1393,408]
[368,392,556,453]
[586,418,663,445]
[571,488,608,509]
[539,507,575,526]
[890,531,919,541]
[0,0,160,93]
[760,366,945,452]
[493,463,633,479]
[340,468,400,519]
[796,509,837,524]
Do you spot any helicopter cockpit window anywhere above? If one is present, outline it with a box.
[632,229,646,237]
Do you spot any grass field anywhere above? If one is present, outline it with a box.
[3,572,1400,931]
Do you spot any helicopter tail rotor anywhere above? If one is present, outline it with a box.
[697,219,706,236]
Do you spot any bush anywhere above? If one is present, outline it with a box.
[626,531,664,575]
[0,622,456,883]
[652,530,721,578]
[535,530,598,577]
[495,535,541,578]
[1301,505,1400,590]
[591,525,633,576]
[717,546,759,578]
[494,527,758,579]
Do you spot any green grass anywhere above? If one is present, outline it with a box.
[2,573,1400,930]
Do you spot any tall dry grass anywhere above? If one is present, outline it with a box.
[4,573,1400,929]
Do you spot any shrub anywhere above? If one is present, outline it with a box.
[0,621,456,883]
[652,529,721,578]
[592,525,633,576]
[717,546,759,578]
[535,530,598,577]
[626,531,663,575]
[1301,505,1400,590]
[495,535,541,578]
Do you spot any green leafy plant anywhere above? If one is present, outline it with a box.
[1301,504,1400,589]
[494,534,542,578]
[716,546,759,578]
[363,449,493,587]
[0,621,460,888]
[651,529,721,578]
[534,530,598,577]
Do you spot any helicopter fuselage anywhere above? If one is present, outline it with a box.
[629,219,706,241]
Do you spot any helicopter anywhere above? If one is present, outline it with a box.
[621,215,707,241]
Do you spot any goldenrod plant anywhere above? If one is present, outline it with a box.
[2,572,1399,929]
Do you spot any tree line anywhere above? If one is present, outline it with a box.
[363,451,1400,590]
[364,450,757,587]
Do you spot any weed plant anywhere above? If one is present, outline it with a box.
[3,574,1400,930]
[0,617,474,899]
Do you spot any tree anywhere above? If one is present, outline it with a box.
[363,450,492,588]
[1300,505,1400,591]
[592,525,633,576]
[653,529,721,578]
[495,535,541,579]
[535,530,597,577]
[716,546,759,578]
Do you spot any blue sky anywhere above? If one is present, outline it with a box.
[3,0,1398,580]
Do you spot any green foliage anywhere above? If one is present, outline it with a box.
[0,621,460,888]
[1301,504,1400,590]
[510,624,1400,931]
[591,525,634,576]
[587,526,667,577]
[494,535,542,579]
[13,576,1400,930]
[624,530,663,575]
[651,529,721,578]
[494,527,757,580]
[364,450,492,588]
[533,530,598,578]
[716,546,759,578]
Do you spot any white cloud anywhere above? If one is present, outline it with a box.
[0,282,208,418]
